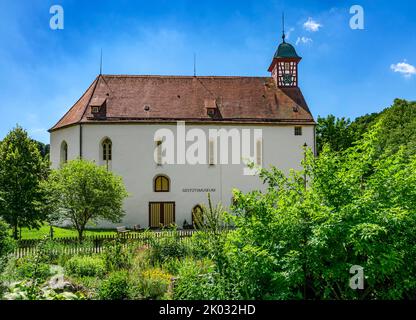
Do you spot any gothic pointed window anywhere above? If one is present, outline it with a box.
[60,141,68,164]
[102,138,112,170]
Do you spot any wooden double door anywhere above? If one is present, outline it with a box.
[149,202,175,228]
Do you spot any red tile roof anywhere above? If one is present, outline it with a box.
[49,75,315,131]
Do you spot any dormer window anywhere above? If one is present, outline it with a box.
[207,108,216,117]
[89,97,107,118]
[204,98,219,118]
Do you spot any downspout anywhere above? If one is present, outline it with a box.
[313,123,317,157]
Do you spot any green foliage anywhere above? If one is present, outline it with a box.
[131,268,171,300]
[65,255,106,277]
[0,126,49,239]
[348,112,379,143]
[68,276,101,299]
[316,99,416,157]
[194,193,228,232]
[0,218,15,273]
[3,281,85,300]
[19,223,117,240]
[45,158,129,240]
[148,230,189,265]
[32,140,50,159]
[316,115,354,154]
[372,99,416,158]
[15,256,51,283]
[191,194,229,273]
[4,238,55,299]
[103,239,132,271]
[173,258,230,300]
[225,121,416,299]
[98,271,130,300]
[161,258,182,275]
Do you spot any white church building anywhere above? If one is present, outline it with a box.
[49,33,315,229]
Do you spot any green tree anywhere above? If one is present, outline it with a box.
[0,126,49,239]
[316,115,354,154]
[45,159,129,241]
[32,140,50,159]
[316,99,416,157]
[372,99,416,158]
[348,112,379,143]
[225,122,416,299]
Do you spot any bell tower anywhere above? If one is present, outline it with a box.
[268,15,302,87]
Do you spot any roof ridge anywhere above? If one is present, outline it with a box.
[79,75,101,120]
[101,74,270,79]
[48,76,99,132]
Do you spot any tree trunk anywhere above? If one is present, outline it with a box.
[78,226,85,242]
[13,225,18,240]
[13,217,18,240]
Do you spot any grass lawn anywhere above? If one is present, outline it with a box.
[17,224,118,240]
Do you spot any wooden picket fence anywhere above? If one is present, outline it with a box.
[14,229,197,258]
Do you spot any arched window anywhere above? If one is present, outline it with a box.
[154,175,170,192]
[102,138,112,161]
[60,141,68,164]
[101,138,112,170]
[192,205,203,228]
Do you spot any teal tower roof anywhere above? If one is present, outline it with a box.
[274,40,301,59]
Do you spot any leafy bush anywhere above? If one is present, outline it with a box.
[225,123,416,300]
[3,281,85,300]
[98,271,129,300]
[68,276,101,299]
[15,256,51,283]
[173,258,230,300]
[103,239,131,271]
[161,258,182,275]
[0,218,15,273]
[149,231,189,265]
[65,255,105,278]
[131,268,171,300]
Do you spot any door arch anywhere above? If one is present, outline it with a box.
[192,205,203,229]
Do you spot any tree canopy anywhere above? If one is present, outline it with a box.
[226,121,416,299]
[0,126,49,239]
[45,159,129,240]
[316,98,416,156]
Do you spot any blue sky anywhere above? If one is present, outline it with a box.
[0,0,415,143]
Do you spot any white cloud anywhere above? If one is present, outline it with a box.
[296,37,313,46]
[390,61,416,78]
[303,17,322,32]
[285,27,295,40]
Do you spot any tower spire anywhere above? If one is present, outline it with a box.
[282,12,286,43]
[99,48,103,75]
[193,53,196,77]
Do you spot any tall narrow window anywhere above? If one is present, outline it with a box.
[102,138,112,170]
[256,138,262,166]
[154,175,170,192]
[156,140,162,165]
[208,138,215,165]
[60,141,68,164]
